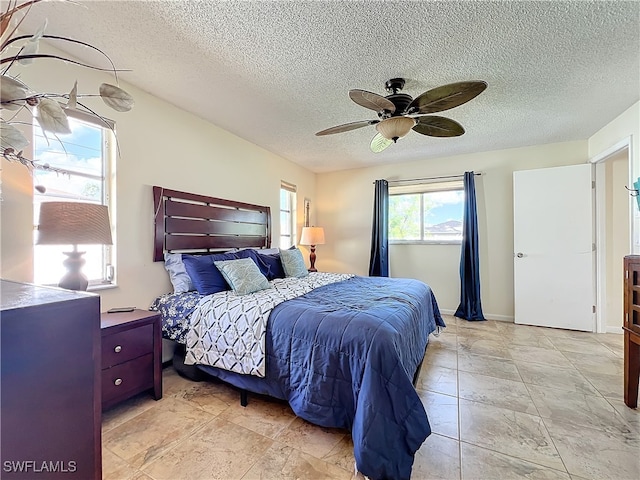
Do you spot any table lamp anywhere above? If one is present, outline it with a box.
[36,201,113,291]
[300,226,325,272]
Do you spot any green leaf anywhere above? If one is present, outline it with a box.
[370,133,393,153]
[18,19,47,65]
[67,81,77,109]
[99,83,134,112]
[0,75,29,110]
[35,98,71,134]
[0,122,29,150]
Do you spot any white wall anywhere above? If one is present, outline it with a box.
[589,102,640,254]
[604,151,630,330]
[0,43,316,311]
[589,102,640,250]
[316,141,588,319]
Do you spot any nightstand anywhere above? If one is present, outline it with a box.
[101,309,162,409]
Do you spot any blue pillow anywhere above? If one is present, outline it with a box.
[182,249,257,295]
[254,252,285,280]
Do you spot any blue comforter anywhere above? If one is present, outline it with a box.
[269,275,444,479]
[156,275,444,479]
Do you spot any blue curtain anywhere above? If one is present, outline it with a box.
[369,179,389,277]
[455,172,485,321]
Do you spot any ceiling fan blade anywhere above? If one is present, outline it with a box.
[349,89,396,113]
[370,133,393,153]
[412,116,465,137]
[315,119,378,136]
[408,81,487,114]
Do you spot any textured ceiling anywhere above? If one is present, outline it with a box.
[16,0,640,173]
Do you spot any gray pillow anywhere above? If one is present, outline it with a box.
[163,253,194,293]
[213,258,271,295]
[279,247,309,278]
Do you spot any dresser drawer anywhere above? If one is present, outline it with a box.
[102,323,153,368]
[102,353,154,405]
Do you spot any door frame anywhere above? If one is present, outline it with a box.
[590,135,634,333]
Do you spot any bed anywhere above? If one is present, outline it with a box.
[151,186,445,480]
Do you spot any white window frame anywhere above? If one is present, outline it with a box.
[33,109,116,289]
[389,179,464,245]
[280,181,297,249]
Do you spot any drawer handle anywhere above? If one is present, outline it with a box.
[114,345,122,353]
[114,378,123,386]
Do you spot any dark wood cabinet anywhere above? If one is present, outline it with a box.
[101,309,162,409]
[623,255,640,408]
[0,280,101,479]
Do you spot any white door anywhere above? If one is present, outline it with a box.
[513,164,595,331]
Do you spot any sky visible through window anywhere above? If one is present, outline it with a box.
[424,190,464,227]
[390,189,464,242]
[34,118,103,201]
[280,187,295,248]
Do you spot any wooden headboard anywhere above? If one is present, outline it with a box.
[153,186,271,261]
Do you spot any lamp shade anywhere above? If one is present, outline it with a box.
[375,116,416,142]
[37,202,113,246]
[300,226,325,246]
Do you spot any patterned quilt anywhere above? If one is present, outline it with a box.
[183,272,353,376]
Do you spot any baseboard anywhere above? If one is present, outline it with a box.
[441,308,620,331]
[485,313,515,322]
[439,308,514,323]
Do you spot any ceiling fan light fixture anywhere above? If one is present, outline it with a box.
[375,116,416,142]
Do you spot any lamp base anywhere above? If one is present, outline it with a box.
[308,245,317,272]
[58,250,88,291]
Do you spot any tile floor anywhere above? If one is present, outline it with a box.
[102,316,640,479]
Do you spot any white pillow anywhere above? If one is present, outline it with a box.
[163,253,194,294]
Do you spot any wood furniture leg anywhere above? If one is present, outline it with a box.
[624,329,640,408]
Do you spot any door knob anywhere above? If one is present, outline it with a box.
[516,252,524,258]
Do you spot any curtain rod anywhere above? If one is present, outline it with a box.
[375,172,482,185]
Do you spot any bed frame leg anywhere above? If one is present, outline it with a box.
[172,344,205,382]
[413,362,423,386]
[413,347,428,386]
[240,389,248,407]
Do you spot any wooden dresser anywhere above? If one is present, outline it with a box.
[623,255,640,408]
[0,280,101,479]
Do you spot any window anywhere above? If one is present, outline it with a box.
[389,180,464,243]
[33,110,115,287]
[279,181,297,248]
